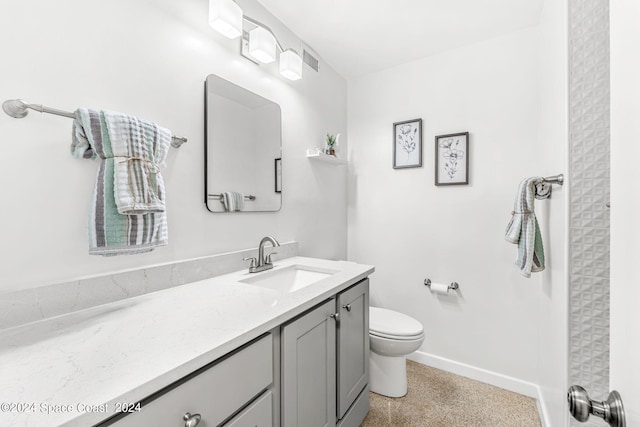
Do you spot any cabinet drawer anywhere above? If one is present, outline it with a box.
[109,334,273,427]
[223,390,272,427]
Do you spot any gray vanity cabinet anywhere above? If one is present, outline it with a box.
[101,278,370,427]
[336,279,369,420]
[104,334,273,427]
[281,279,370,427]
[281,298,337,427]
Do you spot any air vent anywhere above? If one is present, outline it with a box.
[303,49,319,72]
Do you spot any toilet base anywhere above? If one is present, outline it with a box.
[369,351,408,398]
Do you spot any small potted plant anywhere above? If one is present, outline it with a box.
[325,133,339,156]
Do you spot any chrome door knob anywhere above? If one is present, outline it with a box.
[330,313,340,321]
[183,412,202,427]
[568,385,626,427]
[568,386,591,422]
[342,304,352,312]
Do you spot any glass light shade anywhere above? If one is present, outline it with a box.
[279,49,302,80]
[209,0,243,39]
[249,27,276,64]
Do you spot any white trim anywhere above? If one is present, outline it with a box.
[407,351,538,397]
[407,351,548,424]
[536,391,552,427]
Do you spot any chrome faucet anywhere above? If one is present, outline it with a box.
[244,236,280,273]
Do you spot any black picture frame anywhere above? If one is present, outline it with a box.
[435,132,469,186]
[393,118,423,169]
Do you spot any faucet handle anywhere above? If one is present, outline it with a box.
[243,256,257,269]
[265,252,278,265]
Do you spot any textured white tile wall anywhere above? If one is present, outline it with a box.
[568,0,610,425]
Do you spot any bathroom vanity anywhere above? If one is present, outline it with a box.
[0,256,373,427]
[281,279,369,427]
[107,278,368,427]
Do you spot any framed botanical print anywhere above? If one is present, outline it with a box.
[435,132,469,185]
[393,119,422,169]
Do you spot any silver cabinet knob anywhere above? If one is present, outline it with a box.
[342,304,352,312]
[330,313,340,321]
[183,412,201,427]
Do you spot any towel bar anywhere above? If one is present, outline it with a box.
[2,99,188,148]
[208,194,256,201]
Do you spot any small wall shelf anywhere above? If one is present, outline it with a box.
[306,149,347,165]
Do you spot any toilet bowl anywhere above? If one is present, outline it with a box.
[369,306,424,398]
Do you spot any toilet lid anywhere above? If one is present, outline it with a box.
[369,307,424,338]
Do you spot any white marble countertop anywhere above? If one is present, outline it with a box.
[0,257,374,427]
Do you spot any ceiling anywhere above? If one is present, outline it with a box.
[257,0,544,79]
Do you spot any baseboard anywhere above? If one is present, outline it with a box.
[535,391,552,427]
[407,351,548,424]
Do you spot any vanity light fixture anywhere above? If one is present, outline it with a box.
[279,49,303,80]
[208,0,304,81]
[208,0,243,39]
[249,26,277,64]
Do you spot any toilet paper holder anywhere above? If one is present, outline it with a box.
[424,278,459,290]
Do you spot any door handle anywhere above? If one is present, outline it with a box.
[567,385,626,427]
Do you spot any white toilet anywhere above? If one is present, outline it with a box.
[369,306,425,398]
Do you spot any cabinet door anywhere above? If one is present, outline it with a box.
[336,279,369,419]
[282,299,336,427]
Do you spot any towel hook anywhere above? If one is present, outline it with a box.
[542,174,564,185]
[535,174,564,200]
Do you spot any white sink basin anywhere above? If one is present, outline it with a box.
[239,265,339,293]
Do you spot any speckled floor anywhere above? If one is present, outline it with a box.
[361,360,541,427]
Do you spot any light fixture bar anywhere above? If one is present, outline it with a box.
[209,0,305,80]
[242,16,285,52]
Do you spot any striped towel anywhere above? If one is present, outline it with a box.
[72,109,170,256]
[505,177,545,277]
[221,192,245,212]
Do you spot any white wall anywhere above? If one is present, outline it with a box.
[0,0,348,293]
[535,0,568,425]
[348,27,561,384]
[610,0,640,424]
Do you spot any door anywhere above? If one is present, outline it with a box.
[281,299,337,427]
[336,279,369,420]
[610,0,640,425]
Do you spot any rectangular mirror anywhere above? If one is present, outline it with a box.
[205,75,282,212]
